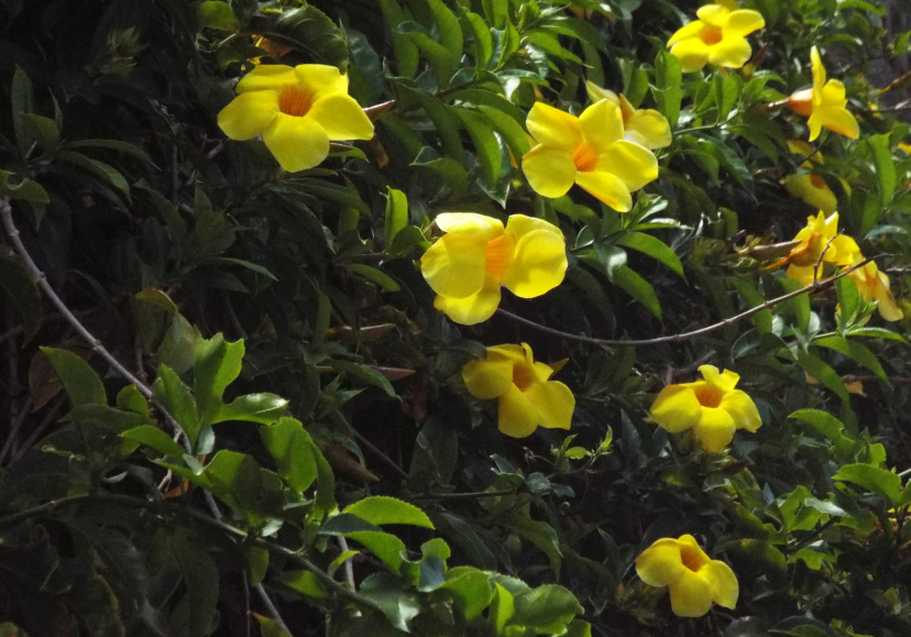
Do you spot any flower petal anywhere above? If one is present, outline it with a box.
[463,357,514,400]
[705,560,739,609]
[821,79,846,105]
[807,111,824,143]
[783,174,837,213]
[626,109,672,149]
[597,140,659,192]
[501,219,567,298]
[698,365,739,391]
[667,20,705,47]
[295,64,349,98]
[696,5,730,27]
[670,37,711,73]
[874,272,904,322]
[579,99,624,150]
[308,94,374,140]
[262,113,330,172]
[669,570,714,618]
[636,538,686,587]
[217,91,279,140]
[236,64,297,92]
[574,170,633,212]
[525,102,582,149]
[421,232,488,299]
[816,105,860,140]
[720,389,761,432]
[786,264,816,286]
[487,344,530,364]
[830,234,862,266]
[434,213,504,237]
[693,407,736,453]
[522,145,577,198]
[524,380,574,430]
[724,9,765,37]
[584,81,619,105]
[433,276,502,325]
[498,384,538,438]
[708,35,753,69]
[650,385,701,433]
[811,47,827,99]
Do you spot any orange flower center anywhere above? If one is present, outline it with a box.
[699,25,723,46]
[787,89,814,117]
[485,233,515,280]
[512,363,536,391]
[278,85,314,117]
[680,545,706,572]
[809,174,827,189]
[572,142,599,172]
[694,384,723,408]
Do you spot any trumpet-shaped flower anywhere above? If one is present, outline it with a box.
[420,213,567,325]
[782,140,837,213]
[636,534,739,618]
[850,260,904,322]
[787,47,859,141]
[217,64,374,172]
[521,100,658,212]
[785,211,861,286]
[585,82,672,150]
[462,343,575,438]
[666,5,765,73]
[650,365,761,453]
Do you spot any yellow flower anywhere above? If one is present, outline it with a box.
[635,534,739,618]
[782,140,837,213]
[787,47,859,142]
[785,211,861,286]
[585,81,672,150]
[649,365,761,453]
[666,5,765,73]
[521,101,658,212]
[462,343,575,438]
[420,213,567,325]
[217,64,374,172]
[850,260,904,322]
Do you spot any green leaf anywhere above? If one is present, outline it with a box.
[442,567,495,621]
[116,384,149,416]
[476,104,531,157]
[268,5,349,69]
[193,333,244,425]
[788,409,856,459]
[197,0,238,31]
[348,263,401,292]
[868,133,895,209]
[0,170,49,205]
[426,0,463,59]
[23,114,59,152]
[11,65,34,156]
[346,530,407,572]
[253,614,291,637]
[845,326,908,343]
[400,23,456,86]
[212,392,288,425]
[121,425,184,457]
[153,364,201,447]
[464,11,494,68]
[654,50,682,127]
[331,360,397,398]
[276,570,328,600]
[384,187,409,247]
[246,545,269,586]
[359,573,421,632]
[204,449,262,511]
[40,347,107,407]
[618,232,685,279]
[0,254,40,327]
[57,151,130,197]
[833,463,903,504]
[815,335,886,381]
[835,275,861,326]
[379,0,419,77]
[454,107,502,188]
[343,496,435,528]
[612,265,662,318]
[260,417,318,493]
[796,351,848,401]
[167,530,219,637]
[510,584,582,633]
[491,582,515,634]
[67,139,155,165]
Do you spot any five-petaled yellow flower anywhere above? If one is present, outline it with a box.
[849,260,904,322]
[521,100,658,212]
[585,82,672,150]
[462,343,575,438]
[666,4,765,73]
[784,211,861,286]
[650,365,761,453]
[782,140,837,213]
[636,534,739,618]
[787,47,860,142]
[420,213,567,325]
[217,64,374,173]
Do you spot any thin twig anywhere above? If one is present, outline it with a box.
[254,584,292,635]
[337,536,356,590]
[496,256,879,347]
[9,399,64,464]
[410,489,517,501]
[0,397,31,464]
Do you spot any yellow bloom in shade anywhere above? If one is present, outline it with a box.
[782,140,837,213]
[217,64,374,172]
[585,81,672,150]
[785,211,861,286]
[462,343,575,438]
[420,213,567,325]
[666,5,765,73]
[649,365,761,453]
[787,47,860,142]
[521,100,658,212]
[635,534,739,618]
[850,260,904,322]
